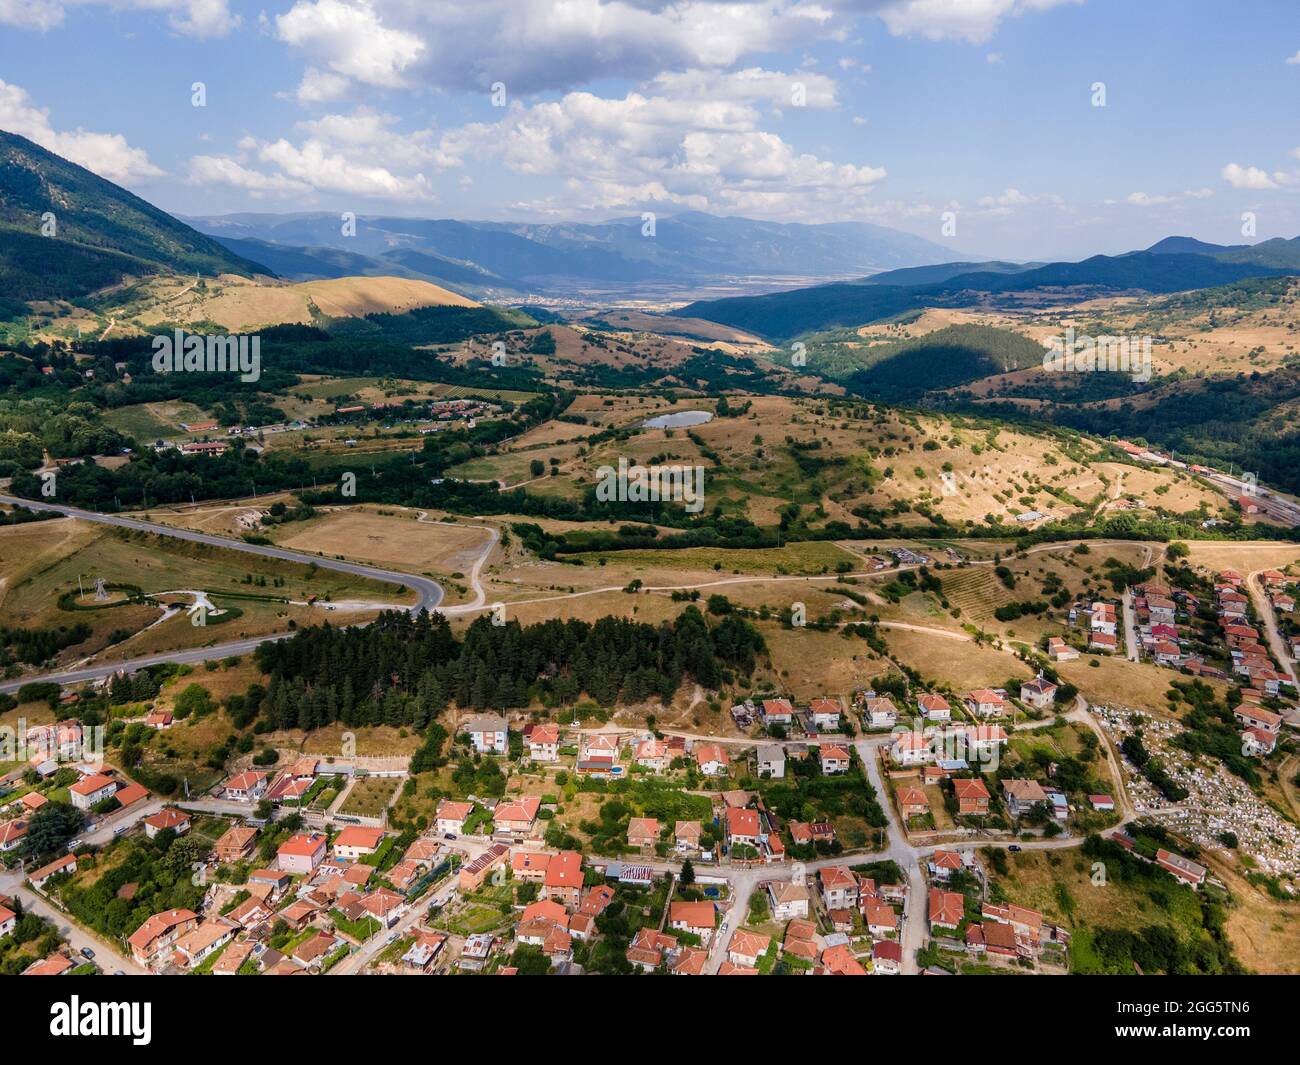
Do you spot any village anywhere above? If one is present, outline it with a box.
[6,639,1286,980]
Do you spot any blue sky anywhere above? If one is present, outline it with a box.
[2,0,1298,259]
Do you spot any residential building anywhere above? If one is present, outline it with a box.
[277,832,327,875]
[463,713,508,754]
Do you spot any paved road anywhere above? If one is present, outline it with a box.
[1246,570,1298,687]
[0,493,445,694]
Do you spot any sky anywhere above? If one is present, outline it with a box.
[1,0,1299,260]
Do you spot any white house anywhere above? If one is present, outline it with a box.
[463,713,508,754]
[756,744,785,779]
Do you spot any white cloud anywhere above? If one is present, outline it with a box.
[434,87,886,219]
[649,67,840,109]
[0,78,163,183]
[187,154,311,194]
[986,51,1004,64]
[1221,162,1278,190]
[850,0,1082,45]
[1123,191,1173,207]
[277,0,424,90]
[1286,49,1300,65]
[0,0,239,37]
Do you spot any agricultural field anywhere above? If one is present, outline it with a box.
[338,775,401,818]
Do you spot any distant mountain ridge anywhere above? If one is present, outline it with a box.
[674,244,1298,340]
[182,209,967,297]
[0,130,270,301]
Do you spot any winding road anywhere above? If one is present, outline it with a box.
[0,493,450,695]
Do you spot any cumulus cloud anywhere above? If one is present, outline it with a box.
[187,154,311,194]
[277,0,424,91]
[1,0,238,36]
[1222,163,1278,190]
[0,78,163,183]
[838,0,1082,45]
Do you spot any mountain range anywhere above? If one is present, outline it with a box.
[179,210,966,297]
[675,241,1300,340]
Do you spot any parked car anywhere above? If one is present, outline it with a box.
[1008,844,1022,853]
[80,947,95,959]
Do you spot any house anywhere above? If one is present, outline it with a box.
[918,693,951,721]
[670,946,709,976]
[28,853,77,889]
[213,825,258,862]
[511,850,552,881]
[668,900,716,944]
[222,770,268,803]
[755,743,785,779]
[172,919,237,969]
[694,743,730,776]
[809,698,842,730]
[23,953,74,976]
[277,832,327,875]
[725,807,763,851]
[127,908,199,968]
[634,737,670,772]
[459,843,510,891]
[0,820,27,853]
[897,786,929,819]
[463,713,508,754]
[818,865,859,910]
[865,902,898,937]
[1090,631,1118,653]
[674,821,703,856]
[493,795,541,836]
[226,895,274,929]
[1088,794,1115,812]
[1156,849,1207,888]
[891,731,932,766]
[626,927,679,972]
[819,744,851,775]
[1154,640,1184,667]
[579,885,615,918]
[211,940,255,975]
[114,782,149,812]
[627,817,660,850]
[402,931,447,972]
[957,725,1009,763]
[718,961,759,976]
[928,888,964,931]
[333,826,385,860]
[766,879,810,920]
[435,799,475,836]
[965,689,1006,718]
[1146,596,1177,625]
[540,850,583,907]
[1242,727,1277,755]
[1047,637,1079,662]
[873,939,902,974]
[1234,705,1283,735]
[19,793,47,814]
[863,697,898,730]
[953,777,990,816]
[69,772,117,811]
[146,710,173,729]
[1019,674,1057,710]
[1090,601,1118,636]
[360,887,407,928]
[821,942,868,976]
[728,929,771,968]
[760,698,794,727]
[143,808,191,839]
[930,849,963,882]
[527,724,560,762]
[1002,779,1049,818]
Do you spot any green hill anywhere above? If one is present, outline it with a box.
[0,131,271,301]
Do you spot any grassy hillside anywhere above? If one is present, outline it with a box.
[0,132,270,300]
